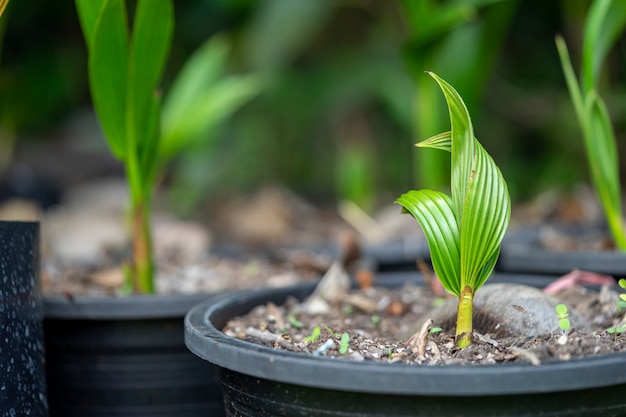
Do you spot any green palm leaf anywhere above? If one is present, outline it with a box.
[397,190,461,296]
[87,0,128,161]
[417,131,452,151]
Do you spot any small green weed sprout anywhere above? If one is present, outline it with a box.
[429,326,443,334]
[555,304,571,333]
[339,333,350,355]
[607,279,626,339]
[607,325,625,340]
[322,324,339,338]
[303,326,321,344]
[396,72,511,348]
[618,279,626,308]
[287,314,303,329]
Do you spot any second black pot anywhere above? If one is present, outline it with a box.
[44,292,228,417]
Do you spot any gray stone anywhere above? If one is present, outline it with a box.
[427,283,591,338]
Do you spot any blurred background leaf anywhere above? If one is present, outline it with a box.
[0,0,623,222]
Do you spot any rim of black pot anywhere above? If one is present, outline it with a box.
[185,272,626,397]
[499,246,626,276]
[499,226,626,276]
[0,220,39,225]
[44,291,221,320]
[362,237,429,265]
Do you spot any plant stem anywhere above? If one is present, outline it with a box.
[456,285,474,347]
[130,197,155,294]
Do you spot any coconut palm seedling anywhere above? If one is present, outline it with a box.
[75,0,260,293]
[396,72,511,348]
[556,0,626,250]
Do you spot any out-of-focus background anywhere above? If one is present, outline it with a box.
[0,0,622,249]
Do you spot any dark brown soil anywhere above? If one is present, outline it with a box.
[222,277,626,366]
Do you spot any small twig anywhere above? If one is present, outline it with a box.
[337,200,385,244]
[509,347,541,366]
[474,332,499,348]
[246,327,293,350]
[406,318,433,359]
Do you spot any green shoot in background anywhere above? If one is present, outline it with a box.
[556,0,626,251]
[339,333,350,355]
[396,72,511,348]
[401,0,517,190]
[76,0,260,293]
[555,304,571,333]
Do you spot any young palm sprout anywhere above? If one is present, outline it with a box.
[397,72,511,347]
[75,0,260,293]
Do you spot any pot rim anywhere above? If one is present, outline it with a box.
[185,273,626,396]
[44,291,221,320]
[499,226,626,275]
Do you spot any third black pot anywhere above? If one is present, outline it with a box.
[185,273,626,417]
[498,225,626,277]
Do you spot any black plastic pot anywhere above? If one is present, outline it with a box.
[44,292,228,417]
[185,273,626,417]
[499,226,626,277]
[363,238,430,272]
[0,221,48,417]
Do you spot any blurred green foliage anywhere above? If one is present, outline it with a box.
[1,0,625,216]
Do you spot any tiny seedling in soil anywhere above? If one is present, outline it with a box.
[396,72,511,348]
[618,279,626,311]
[288,314,303,329]
[607,279,626,339]
[555,304,571,333]
[322,324,340,338]
[607,325,625,341]
[429,327,443,334]
[303,326,321,343]
[339,333,350,355]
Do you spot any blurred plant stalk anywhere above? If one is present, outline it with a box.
[556,0,626,250]
[401,0,517,189]
[76,0,261,293]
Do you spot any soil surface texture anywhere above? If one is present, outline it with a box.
[223,274,626,366]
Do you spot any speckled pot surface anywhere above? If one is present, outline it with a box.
[0,221,48,417]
